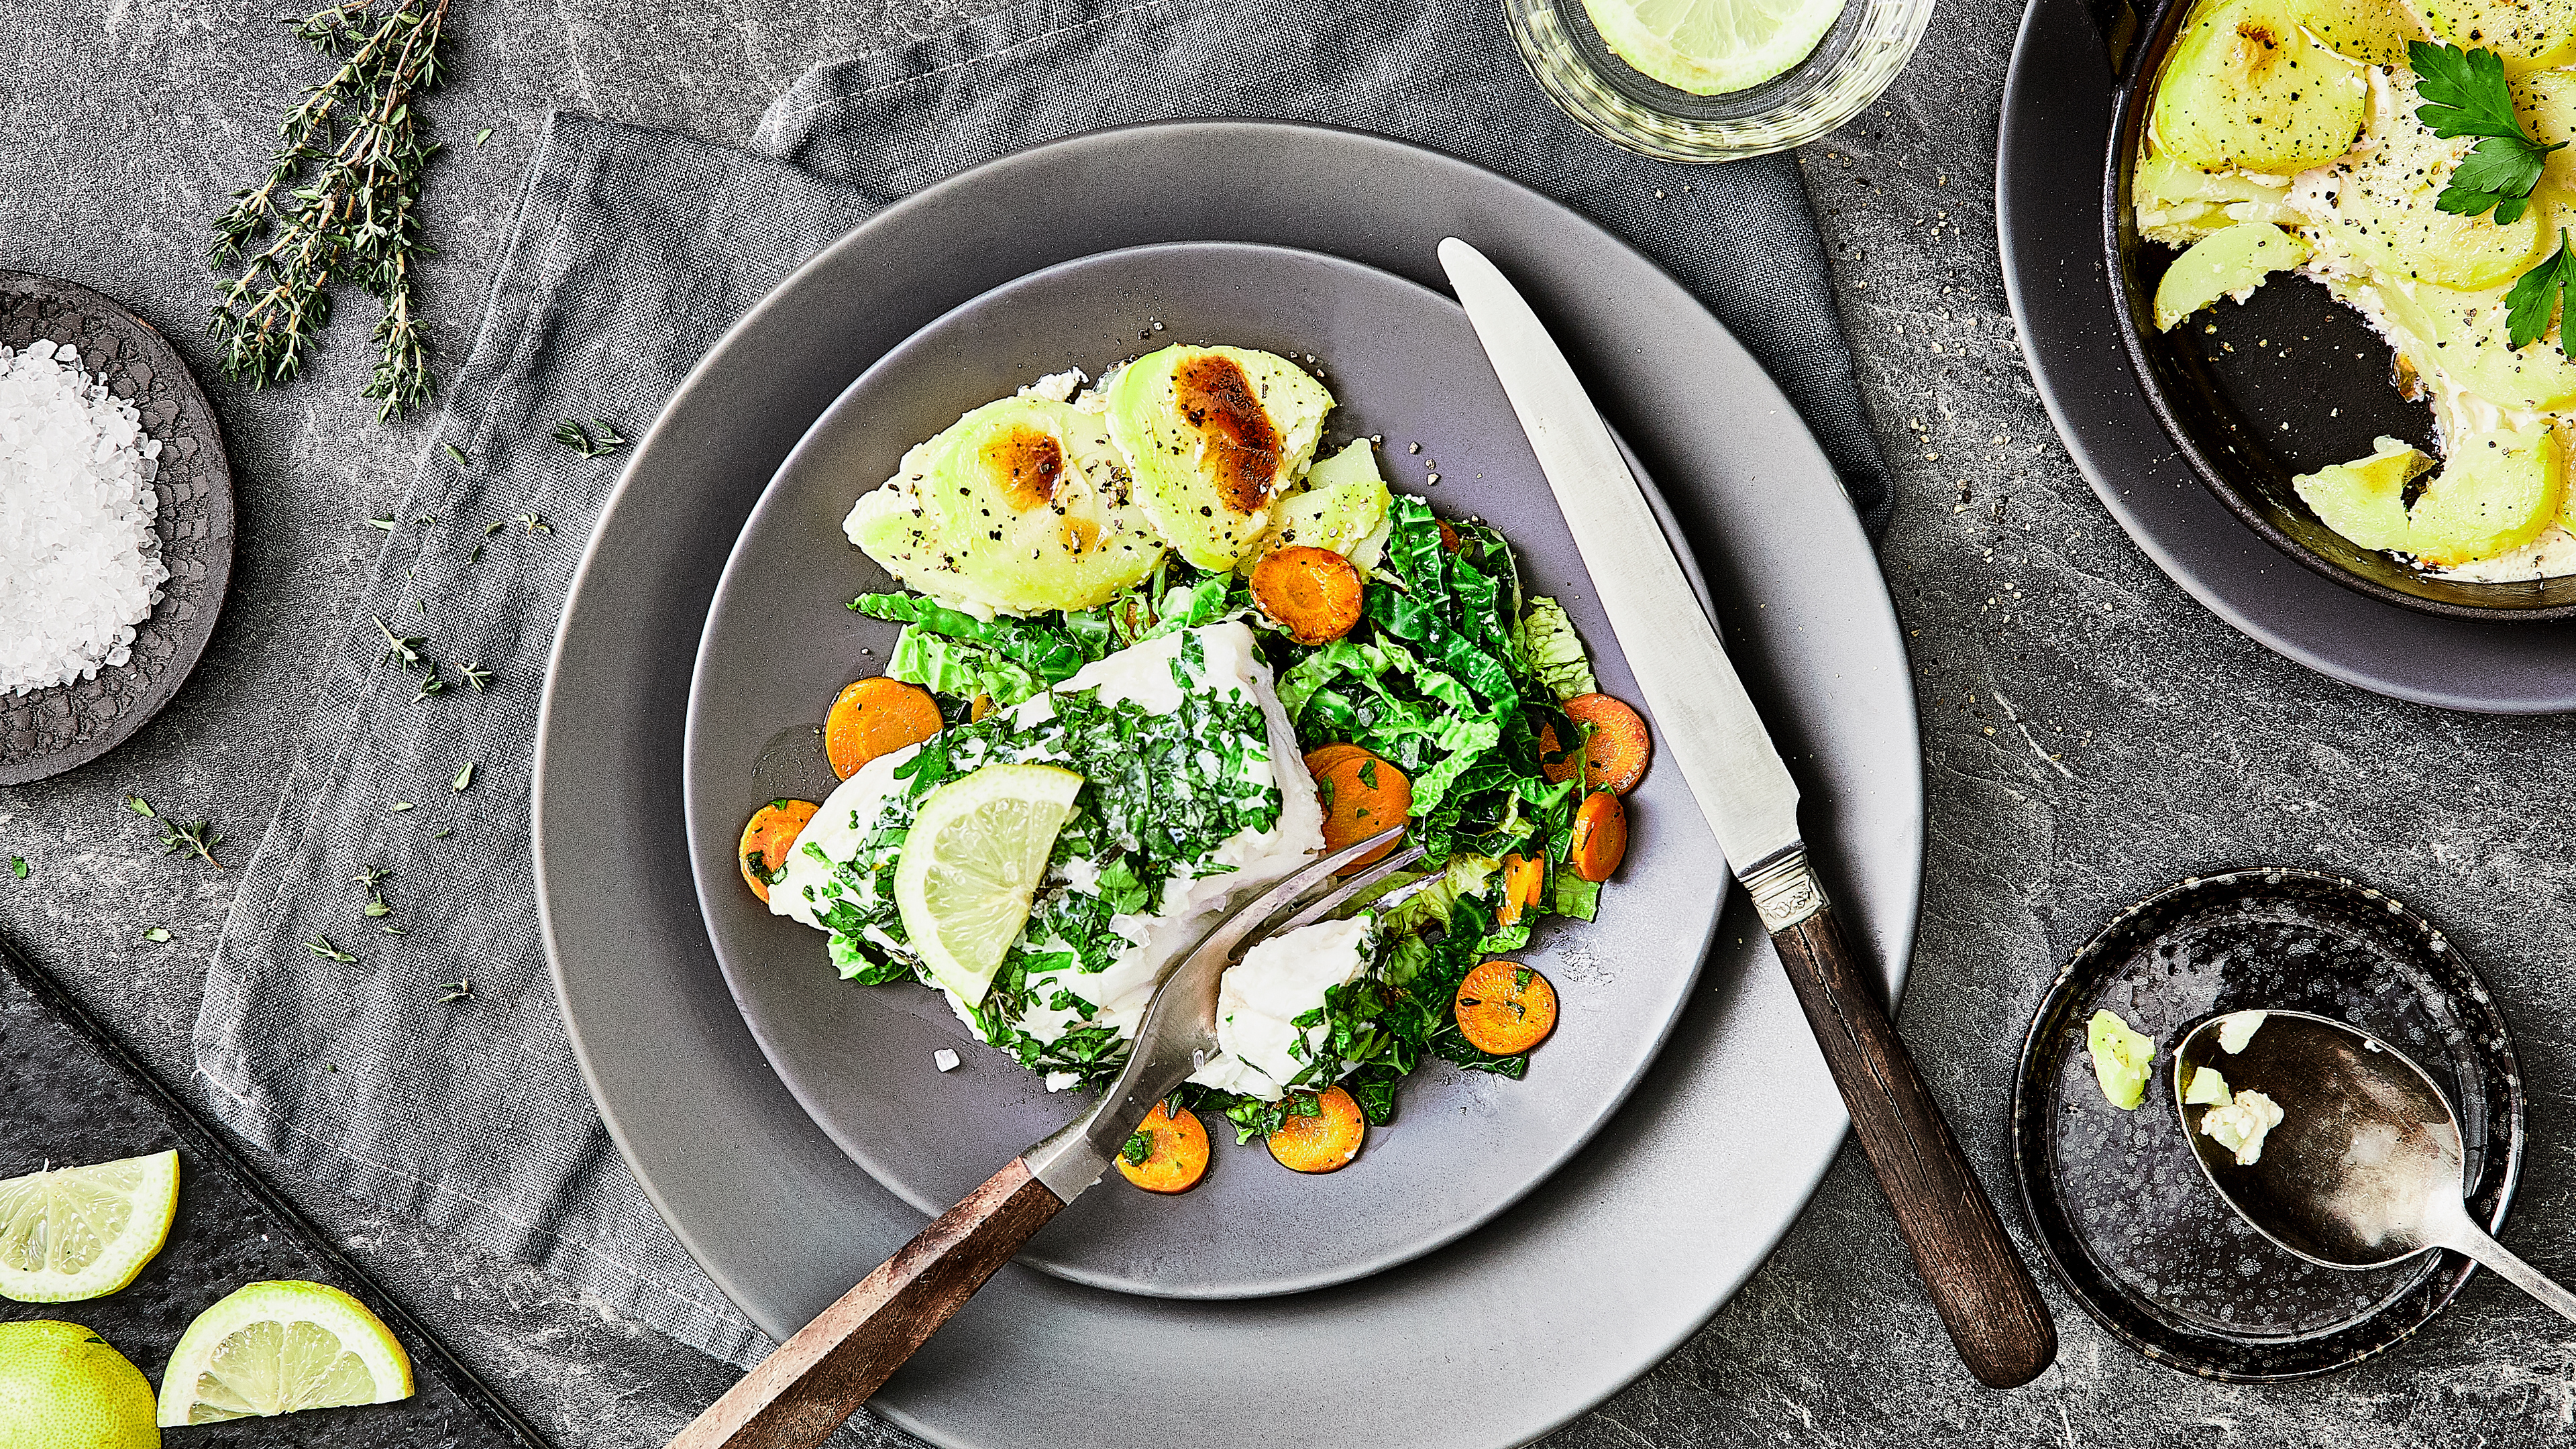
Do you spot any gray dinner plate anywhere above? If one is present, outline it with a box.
[536,120,1923,1449]
[682,241,1732,1299]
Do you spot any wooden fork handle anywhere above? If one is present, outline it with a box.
[668,1157,1065,1449]
[1746,852,2057,1389]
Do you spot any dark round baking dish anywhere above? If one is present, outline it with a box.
[2103,0,2576,622]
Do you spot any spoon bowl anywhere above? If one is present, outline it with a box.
[2176,1010,2576,1321]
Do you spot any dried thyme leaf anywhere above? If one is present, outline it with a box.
[306,935,358,964]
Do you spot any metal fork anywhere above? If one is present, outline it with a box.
[670,826,1426,1449]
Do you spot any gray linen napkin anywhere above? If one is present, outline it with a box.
[199,0,1892,1372]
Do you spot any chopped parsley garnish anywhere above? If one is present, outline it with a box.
[2508,229,2576,356]
[1121,1131,1154,1165]
[2415,42,2563,225]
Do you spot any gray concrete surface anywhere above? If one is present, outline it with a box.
[7,0,2576,1445]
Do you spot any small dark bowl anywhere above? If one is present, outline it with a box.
[2103,0,2576,622]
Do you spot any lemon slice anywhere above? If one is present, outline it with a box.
[156,1280,413,1426]
[895,763,1084,1006]
[0,1150,180,1303]
[1580,0,1846,95]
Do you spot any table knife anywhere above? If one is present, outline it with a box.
[1440,237,2057,1391]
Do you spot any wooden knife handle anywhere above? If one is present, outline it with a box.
[1749,855,2057,1389]
[667,1157,1065,1449]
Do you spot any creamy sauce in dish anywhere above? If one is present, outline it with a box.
[2140,59,2576,581]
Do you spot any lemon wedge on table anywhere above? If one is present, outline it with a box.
[0,1149,180,1304]
[1581,0,1847,96]
[896,763,1085,1007]
[156,1280,413,1427]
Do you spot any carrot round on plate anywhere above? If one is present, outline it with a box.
[739,799,818,903]
[1115,1101,1210,1194]
[1495,852,1545,927]
[1454,959,1558,1056]
[824,676,943,780]
[1305,745,1411,870]
[1568,790,1627,883]
[1250,545,1364,645]
[1302,742,1368,776]
[1538,692,1651,795]
[1267,1085,1366,1173]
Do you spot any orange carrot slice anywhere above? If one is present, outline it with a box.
[1569,790,1627,883]
[1251,545,1365,645]
[1495,852,1545,927]
[1454,959,1558,1056]
[739,799,818,903]
[1114,1102,1210,1194]
[824,677,943,780]
[1538,693,1651,795]
[1267,1085,1366,1173]
[1305,746,1411,870]
[1301,742,1368,776]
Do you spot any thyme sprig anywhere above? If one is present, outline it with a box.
[553,419,627,456]
[126,794,225,868]
[208,0,453,420]
[307,935,360,964]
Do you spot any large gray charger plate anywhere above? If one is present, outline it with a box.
[1995,0,2576,713]
[684,241,1733,1299]
[537,120,1923,1449]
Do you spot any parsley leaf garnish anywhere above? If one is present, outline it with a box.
[1121,1131,1153,1165]
[2414,41,2563,224]
[2508,229,2576,355]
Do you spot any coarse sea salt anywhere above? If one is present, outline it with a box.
[0,340,169,695]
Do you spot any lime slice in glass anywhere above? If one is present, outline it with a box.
[0,1150,180,1304]
[1581,0,1847,95]
[896,762,1085,1006]
[156,1280,414,1426]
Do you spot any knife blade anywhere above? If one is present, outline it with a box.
[1440,237,2057,1391]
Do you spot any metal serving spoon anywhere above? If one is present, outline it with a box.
[2173,1009,2575,1322]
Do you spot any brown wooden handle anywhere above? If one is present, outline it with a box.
[1771,900,2057,1389]
[668,1157,1065,1448]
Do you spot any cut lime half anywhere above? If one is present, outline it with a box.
[894,763,1084,1006]
[1580,0,1846,95]
[156,1280,413,1426]
[0,1149,180,1304]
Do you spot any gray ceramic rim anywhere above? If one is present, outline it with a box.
[535,119,1923,1449]
[1996,0,2576,712]
[680,239,1734,1300]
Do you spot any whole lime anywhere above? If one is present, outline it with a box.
[0,1320,160,1449]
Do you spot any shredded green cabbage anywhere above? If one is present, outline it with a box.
[1516,596,1596,701]
[883,626,1047,706]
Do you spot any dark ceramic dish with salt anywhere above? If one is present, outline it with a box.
[2012,867,2523,1380]
[0,270,233,786]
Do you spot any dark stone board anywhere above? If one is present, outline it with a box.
[0,935,541,1449]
